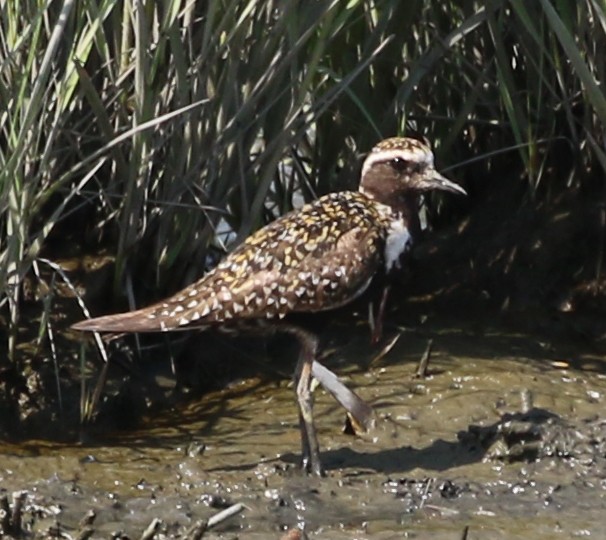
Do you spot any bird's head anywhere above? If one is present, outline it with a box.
[359,137,466,203]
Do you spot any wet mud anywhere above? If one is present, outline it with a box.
[2,315,606,538]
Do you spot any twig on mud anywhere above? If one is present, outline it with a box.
[418,478,433,509]
[368,332,401,367]
[140,517,162,540]
[207,502,244,528]
[184,503,245,539]
[415,339,433,378]
[461,525,470,539]
[141,518,162,540]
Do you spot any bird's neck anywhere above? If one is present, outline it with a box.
[359,186,421,239]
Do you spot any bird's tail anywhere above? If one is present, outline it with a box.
[72,305,185,333]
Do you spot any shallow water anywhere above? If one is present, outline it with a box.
[2,318,606,538]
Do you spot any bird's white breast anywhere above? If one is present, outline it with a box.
[384,218,412,272]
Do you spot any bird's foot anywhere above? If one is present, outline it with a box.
[301,452,325,477]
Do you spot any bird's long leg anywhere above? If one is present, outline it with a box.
[282,325,323,476]
[311,360,375,432]
[370,285,391,344]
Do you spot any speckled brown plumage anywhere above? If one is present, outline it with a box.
[72,136,466,475]
[74,192,395,332]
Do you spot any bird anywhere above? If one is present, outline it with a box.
[72,137,466,475]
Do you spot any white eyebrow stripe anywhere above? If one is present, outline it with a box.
[361,147,432,178]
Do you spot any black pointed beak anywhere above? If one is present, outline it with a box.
[425,171,467,195]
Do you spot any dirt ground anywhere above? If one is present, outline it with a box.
[1,309,606,539]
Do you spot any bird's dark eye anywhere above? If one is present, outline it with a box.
[389,157,410,172]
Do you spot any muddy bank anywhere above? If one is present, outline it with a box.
[1,318,605,538]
